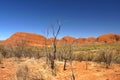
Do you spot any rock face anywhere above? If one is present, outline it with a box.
[0,32,120,47]
[97,33,120,43]
[58,36,76,44]
[76,38,86,44]
[47,37,60,46]
[86,37,96,43]
[75,37,96,44]
[1,32,46,47]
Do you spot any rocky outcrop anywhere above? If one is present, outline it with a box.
[58,36,76,44]
[97,33,120,43]
[1,32,46,47]
[0,32,120,47]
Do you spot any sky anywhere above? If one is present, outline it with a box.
[0,0,120,40]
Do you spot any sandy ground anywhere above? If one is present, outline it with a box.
[0,58,120,80]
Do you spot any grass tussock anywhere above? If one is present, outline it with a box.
[16,64,29,80]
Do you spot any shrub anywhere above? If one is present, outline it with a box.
[75,52,95,62]
[113,51,120,64]
[98,49,113,68]
[75,53,84,61]
[92,53,104,62]
[0,45,7,58]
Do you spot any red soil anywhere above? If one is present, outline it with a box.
[0,58,120,80]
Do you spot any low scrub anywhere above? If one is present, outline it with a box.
[113,50,120,64]
[98,49,113,68]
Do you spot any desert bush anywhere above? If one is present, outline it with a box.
[92,52,104,62]
[85,52,95,61]
[58,42,75,70]
[75,53,84,61]
[75,52,95,62]
[12,38,30,58]
[98,49,113,68]
[0,44,7,58]
[83,52,94,70]
[29,47,43,58]
[16,64,29,80]
[6,45,44,59]
[5,51,15,58]
[113,54,120,64]
[113,50,120,64]
[12,46,27,58]
[0,44,7,64]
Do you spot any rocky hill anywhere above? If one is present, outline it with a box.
[58,36,76,44]
[0,32,46,47]
[0,32,120,47]
[97,33,120,43]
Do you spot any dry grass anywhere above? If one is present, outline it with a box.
[0,58,120,80]
[16,64,29,80]
[0,53,3,64]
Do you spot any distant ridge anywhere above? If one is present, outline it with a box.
[0,32,120,47]
[97,33,120,43]
[0,32,46,47]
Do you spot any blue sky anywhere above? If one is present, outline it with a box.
[0,0,120,40]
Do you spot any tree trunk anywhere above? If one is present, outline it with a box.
[63,59,67,70]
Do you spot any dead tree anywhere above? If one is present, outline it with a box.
[61,38,76,79]
[47,21,61,70]
[51,22,61,60]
